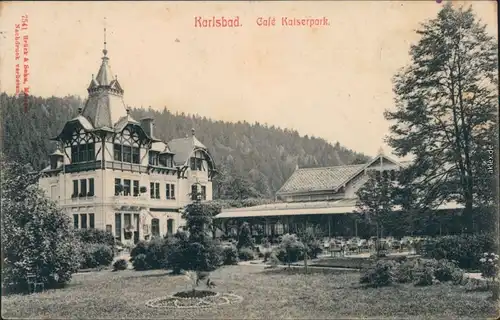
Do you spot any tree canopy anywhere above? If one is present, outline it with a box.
[384,4,498,230]
[1,93,369,199]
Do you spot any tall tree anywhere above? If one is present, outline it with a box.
[384,4,498,231]
[355,171,398,238]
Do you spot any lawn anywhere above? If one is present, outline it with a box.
[2,265,498,319]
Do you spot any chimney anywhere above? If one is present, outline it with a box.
[140,117,155,138]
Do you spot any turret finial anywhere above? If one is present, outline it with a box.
[103,17,108,56]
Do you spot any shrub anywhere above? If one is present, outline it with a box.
[360,260,397,287]
[394,259,417,283]
[434,259,460,282]
[145,237,168,269]
[130,241,148,261]
[237,222,254,250]
[222,246,239,265]
[74,229,115,247]
[411,259,438,286]
[80,244,113,269]
[275,234,305,266]
[421,234,496,270]
[479,252,499,280]
[263,251,272,262]
[306,241,323,259]
[268,252,280,268]
[238,247,255,261]
[132,254,150,271]
[451,269,466,285]
[1,161,81,293]
[113,259,128,271]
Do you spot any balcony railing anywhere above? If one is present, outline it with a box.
[105,161,149,173]
[64,161,102,173]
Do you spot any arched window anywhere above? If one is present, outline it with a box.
[151,218,160,237]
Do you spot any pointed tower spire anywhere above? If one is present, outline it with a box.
[103,17,108,56]
[81,24,128,129]
[378,146,384,155]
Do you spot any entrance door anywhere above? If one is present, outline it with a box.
[167,219,174,235]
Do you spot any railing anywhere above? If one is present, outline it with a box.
[104,161,149,173]
[64,161,102,173]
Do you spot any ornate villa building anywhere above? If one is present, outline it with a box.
[39,42,216,245]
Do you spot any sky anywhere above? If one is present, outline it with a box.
[0,1,497,158]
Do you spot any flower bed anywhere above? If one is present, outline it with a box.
[145,291,243,309]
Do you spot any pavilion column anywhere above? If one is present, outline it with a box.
[328,215,331,238]
[355,219,358,237]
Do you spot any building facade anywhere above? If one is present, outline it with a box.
[39,44,216,245]
[215,150,462,238]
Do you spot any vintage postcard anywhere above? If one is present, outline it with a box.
[0,1,498,319]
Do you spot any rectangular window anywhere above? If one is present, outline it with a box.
[72,180,78,198]
[89,214,95,229]
[88,178,94,196]
[88,143,95,161]
[115,213,121,241]
[201,185,206,200]
[81,214,87,229]
[191,185,198,200]
[79,144,88,162]
[80,179,87,197]
[133,180,139,196]
[73,214,79,228]
[71,146,79,163]
[171,184,175,199]
[190,158,196,170]
[151,219,160,237]
[155,183,160,199]
[166,155,173,168]
[132,147,140,164]
[124,214,131,228]
[166,184,170,199]
[123,146,132,163]
[124,179,131,196]
[51,185,58,201]
[159,154,167,167]
[114,144,122,161]
[150,182,155,199]
[115,178,121,195]
[149,151,158,166]
[196,158,202,171]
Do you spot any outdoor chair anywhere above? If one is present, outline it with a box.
[330,246,344,257]
[27,273,44,293]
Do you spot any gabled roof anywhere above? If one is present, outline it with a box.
[277,164,365,195]
[168,133,207,166]
[277,151,406,196]
[113,113,140,132]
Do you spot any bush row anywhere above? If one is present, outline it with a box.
[360,257,465,287]
[419,233,497,270]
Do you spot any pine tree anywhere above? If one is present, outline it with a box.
[384,4,498,231]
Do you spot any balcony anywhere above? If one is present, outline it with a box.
[112,194,149,209]
[70,193,96,203]
[65,161,102,173]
